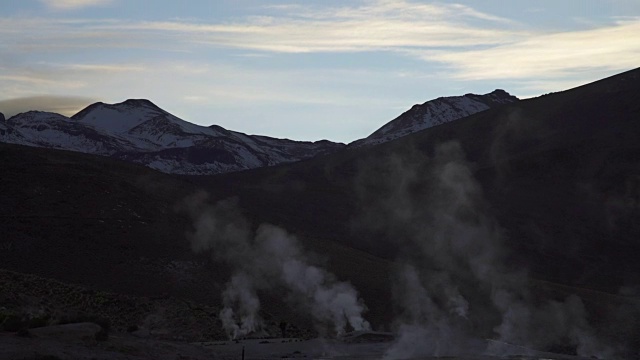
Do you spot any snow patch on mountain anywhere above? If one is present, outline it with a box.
[3,111,137,154]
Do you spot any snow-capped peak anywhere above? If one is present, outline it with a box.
[72,99,170,134]
[1,99,344,175]
[350,89,518,147]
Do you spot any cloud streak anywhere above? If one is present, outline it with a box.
[3,1,637,82]
[1,1,522,54]
[428,18,640,80]
[119,1,521,53]
[40,0,114,10]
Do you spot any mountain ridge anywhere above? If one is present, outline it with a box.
[1,90,518,175]
[350,89,518,147]
[1,100,345,175]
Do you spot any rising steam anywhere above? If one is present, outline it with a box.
[180,192,370,339]
[356,141,620,359]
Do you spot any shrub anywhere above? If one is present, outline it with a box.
[1,314,28,332]
[127,324,139,333]
[33,355,63,360]
[28,314,51,328]
[95,328,109,341]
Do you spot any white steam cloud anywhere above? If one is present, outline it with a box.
[219,272,261,339]
[180,192,370,339]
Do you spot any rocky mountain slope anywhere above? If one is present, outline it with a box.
[0,99,344,175]
[350,89,518,147]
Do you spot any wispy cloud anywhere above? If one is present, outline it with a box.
[59,63,147,73]
[0,62,143,93]
[427,18,640,80]
[40,0,113,10]
[0,18,156,54]
[5,1,636,82]
[122,1,522,53]
[2,1,522,54]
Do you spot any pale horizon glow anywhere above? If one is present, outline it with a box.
[1,1,639,142]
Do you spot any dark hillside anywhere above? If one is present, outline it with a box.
[0,142,394,334]
[192,67,640,295]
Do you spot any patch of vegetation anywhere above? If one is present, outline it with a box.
[0,269,317,341]
[1,313,28,332]
[28,314,51,328]
[31,355,63,360]
[0,269,234,341]
[94,327,109,341]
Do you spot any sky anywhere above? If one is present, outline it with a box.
[0,0,639,143]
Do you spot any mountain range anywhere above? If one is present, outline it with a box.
[0,90,518,175]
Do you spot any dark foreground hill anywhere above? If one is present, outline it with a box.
[0,142,392,339]
[195,68,640,291]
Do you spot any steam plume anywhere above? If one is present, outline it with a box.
[219,272,261,339]
[356,141,619,359]
[180,192,370,338]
